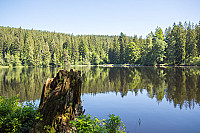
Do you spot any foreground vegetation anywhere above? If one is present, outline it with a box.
[69,114,125,133]
[0,21,199,66]
[0,96,126,133]
[0,96,39,132]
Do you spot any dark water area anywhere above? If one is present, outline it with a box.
[1,66,200,133]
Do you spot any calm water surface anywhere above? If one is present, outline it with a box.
[1,66,200,133]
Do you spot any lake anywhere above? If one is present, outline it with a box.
[1,66,200,133]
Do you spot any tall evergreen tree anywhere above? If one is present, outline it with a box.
[140,33,153,64]
[71,36,79,65]
[42,42,51,67]
[196,21,200,56]
[79,36,87,63]
[165,27,176,65]
[119,32,128,64]
[185,23,197,58]
[63,48,70,65]
[112,36,120,63]
[172,22,186,65]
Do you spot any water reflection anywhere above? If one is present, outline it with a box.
[0,66,200,109]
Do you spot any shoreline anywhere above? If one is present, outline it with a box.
[0,64,200,68]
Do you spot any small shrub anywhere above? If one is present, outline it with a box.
[105,114,126,133]
[70,114,106,133]
[70,114,126,133]
[0,96,40,133]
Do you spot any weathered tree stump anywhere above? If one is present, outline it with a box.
[31,69,82,133]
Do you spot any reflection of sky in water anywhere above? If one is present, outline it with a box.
[82,90,200,133]
[1,67,200,132]
[23,99,40,107]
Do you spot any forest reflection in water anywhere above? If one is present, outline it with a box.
[0,66,200,110]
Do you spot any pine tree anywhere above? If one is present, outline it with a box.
[185,22,197,58]
[21,34,34,66]
[119,32,128,64]
[108,47,114,64]
[112,36,120,63]
[140,33,153,64]
[165,27,176,65]
[42,42,51,67]
[26,37,34,66]
[34,37,42,67]
[79,36,87,63]
[172,22,186,65]
[52,53,57,66]
[71,36,79,65]
[196,21,200,56]
[99,49,107,64]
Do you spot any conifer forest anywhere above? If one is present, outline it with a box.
[0,21,200,67]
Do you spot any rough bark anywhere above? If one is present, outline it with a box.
[30,69,82,133]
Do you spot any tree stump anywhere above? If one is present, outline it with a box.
[31,69,82,133]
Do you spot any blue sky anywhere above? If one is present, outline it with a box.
[0,0,199,37]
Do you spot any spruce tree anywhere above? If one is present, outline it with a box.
[186,22,197,58]
[196,21,200,56]
[119,32,128,64]
[165,27,175,65]
[172,22,186,65]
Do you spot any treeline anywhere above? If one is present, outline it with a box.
[0,21,200,66]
